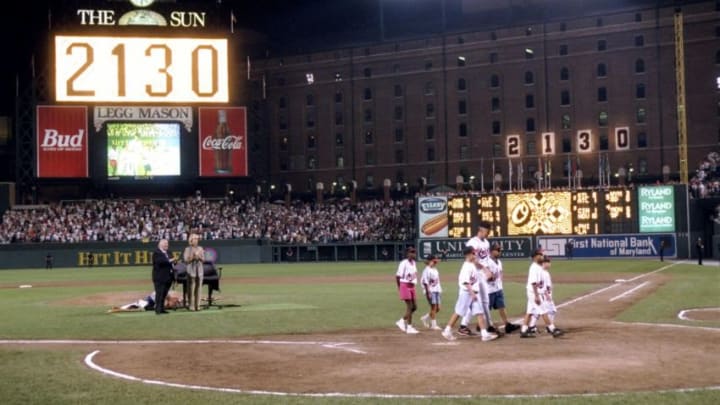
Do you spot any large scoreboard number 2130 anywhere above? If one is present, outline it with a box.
[55,36,229,103]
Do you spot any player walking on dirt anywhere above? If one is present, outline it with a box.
[441,246,498,342]
[420,254,442,330]
[520,250,563,338]
[486,242,520,334]
[458,222,494,336]
[395,247,420,334]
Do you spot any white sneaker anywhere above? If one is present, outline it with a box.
[395,319,406,332]
[481,333,498,342]
[431,325,442,331]
[420,314,430,328]
[441,328,456,341]
[406,325,420,334]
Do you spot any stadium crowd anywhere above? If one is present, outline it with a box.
[0,198,415,244]
[690,151,720,198]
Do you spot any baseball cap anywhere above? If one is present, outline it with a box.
[478,221,491,230]
[490,242,502,251]
[542,255,552,263]
[532,248,544,257]
[425,254,438,262]
[463,245,475,256]
[406,246,416,253]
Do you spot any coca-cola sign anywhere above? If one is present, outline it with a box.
[197,107,247,177]
[201,135,244,150]
[36,106,89,178]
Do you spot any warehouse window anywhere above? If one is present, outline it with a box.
[635,58,645,73]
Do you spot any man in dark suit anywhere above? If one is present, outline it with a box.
[152,239,176,315]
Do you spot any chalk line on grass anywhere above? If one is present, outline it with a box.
[83,350,720,399]
[612,321,720,333]
[556,263,676,310]
[609,281,650,302]
[0,339,367,355]
[678,307,720,322]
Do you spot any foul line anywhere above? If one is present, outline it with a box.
[609,281,650,302]
[0,339,367,355]
[613,321,720,333]
[556,263,676,310]
[83,350,720,399]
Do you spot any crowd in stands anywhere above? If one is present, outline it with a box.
[690,152,720,198]
[0,198,415,244]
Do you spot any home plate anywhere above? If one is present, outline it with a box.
[432,342,460,346]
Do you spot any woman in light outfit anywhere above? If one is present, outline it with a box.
[183,233,205,311]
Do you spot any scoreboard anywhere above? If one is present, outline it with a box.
[448,195,502,238]
[444,189,636,237]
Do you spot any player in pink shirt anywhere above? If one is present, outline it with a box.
[395,246,420,334]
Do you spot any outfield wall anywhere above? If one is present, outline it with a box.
[0,233,688,269]
[0,239,272,269]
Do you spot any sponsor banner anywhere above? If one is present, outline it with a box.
[418,196,448,238]
[198,107,248,177]
[638,186,675,233]
[36,106,89,178]
[93,106,193,131]
[538,234,676,259]
[419,237,533,259]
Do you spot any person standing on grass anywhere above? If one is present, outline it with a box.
[183,233,205,311]
[45,253,53,270]
[565,239,573,260]
[441,246,498,342]
[420,254,442,330]
[395,246,419,334]
[696,238,704,265]
[659,239,666,262]
[152,239,176,315]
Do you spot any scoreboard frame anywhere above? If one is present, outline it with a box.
[439,188,637,238]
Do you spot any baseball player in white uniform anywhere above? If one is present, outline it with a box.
[420,254,443,330]
[441,246,498,341]
[520,251,563,338]
[528,256,563,336]
[458,222,495,336]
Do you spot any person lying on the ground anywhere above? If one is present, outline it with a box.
[107,291,181,313]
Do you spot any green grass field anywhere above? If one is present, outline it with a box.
[0,259,718,404]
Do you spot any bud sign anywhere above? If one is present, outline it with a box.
[36,106,89,178]
[198,107,247,177]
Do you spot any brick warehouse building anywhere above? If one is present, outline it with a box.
[255,0,719,194]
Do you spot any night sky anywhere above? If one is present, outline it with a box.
[0,0,698,116]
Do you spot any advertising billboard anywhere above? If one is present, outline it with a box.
[418,196,448,238]
[538,234,676,259]
[198,107,248,177]
[36,105,89,178]
[638,186,675,233]
[419,237,533,259]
